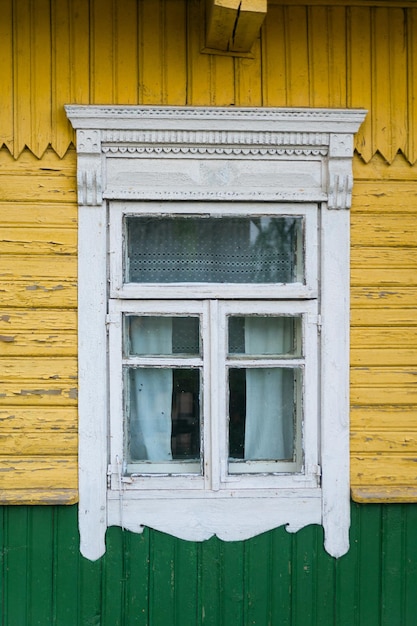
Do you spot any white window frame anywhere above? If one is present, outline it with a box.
[66,105,366,561]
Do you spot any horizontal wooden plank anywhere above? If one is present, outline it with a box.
[0,432,77,456]
[0,227,76,255]
[0,383,77,406]
[351,431,417,452]
[351,486,417,503]
[0,457,77,489]
[351,287,417,307]
[351,348,417,367]
[351,455,417,485]
[0,331,77,356]
[0,357,76,380]
[350,406,417,430]
[0,488,78,504]
[0,407,77,430]
[353,152,417,181]
[350,308,417,326]
[351,367,417,386]
[352,327,417,346]
[0,203,77,226]
[351,215,417,247]
[0,174,76,202]
[351,246,417,268]
[351,387,417,405]
[352,182,417,212]
[0,282,77,308]
[0,255,76,279]
[351,268,417,286]
[0,147,76,171]
[0,309,76,331]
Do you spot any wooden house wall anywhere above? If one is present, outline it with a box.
[0,0,416,503]
[1,503,417,625]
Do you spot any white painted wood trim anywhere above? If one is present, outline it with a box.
[78,205,108,561]
[320,204,351,558]
[66,106,366,561]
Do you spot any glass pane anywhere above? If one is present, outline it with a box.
[228,316,301,356]
[228,368,297,464]
[126,216,303,283]
[127,368,201,470]
[126,316,200,356]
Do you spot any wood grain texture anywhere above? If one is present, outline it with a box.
[1,2,417,161]
[0,148,78,501]
[1,1,416,503]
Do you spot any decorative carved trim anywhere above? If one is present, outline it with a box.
[102,145,328,157]
[101,130,330,148]
[65,106,366,210]
[327,174,353,210]
[76,155,102,206]
[66,105,365,128]
[104,189,327,202]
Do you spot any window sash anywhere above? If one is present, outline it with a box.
[108,299,319,492]
[109,201,318,300]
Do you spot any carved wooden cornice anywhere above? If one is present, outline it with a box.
[66,105,366,210]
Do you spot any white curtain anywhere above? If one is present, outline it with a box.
[244,317,293,460]
[129,317,173,461]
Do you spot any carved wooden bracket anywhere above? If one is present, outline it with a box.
[205,0,267,53]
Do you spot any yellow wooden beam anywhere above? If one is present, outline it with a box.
[206,0,267,53]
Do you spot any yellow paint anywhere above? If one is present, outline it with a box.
[0,147,78,503]
[0,0,417,504]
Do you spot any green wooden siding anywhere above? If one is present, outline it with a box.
[1,504,416,625]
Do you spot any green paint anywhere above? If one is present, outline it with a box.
[1,504,417,625]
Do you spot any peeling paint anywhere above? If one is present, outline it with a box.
[0,335,15,342]
[17,389,63,396]
[68,388,78,399]
[0,315,10,322]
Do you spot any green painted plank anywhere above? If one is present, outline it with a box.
[4,507,29,626]
[270,526,292,626]
[27,507,54,626]
[244,532,272,625]
[335,504,360,626]
[53,506,80,625]
[79,550,103,626]
[220,541,244,626]
[123,528,150,626]
[174,537,199,626]
[198,536,222,626]
[102,526,125,626]
[357,504,381,626]
[314,526,336,626]
[381,505,404,626]
[404,505,417,626]
[292,525,319,626]
[0,507,4,624]
[149,530,176,626]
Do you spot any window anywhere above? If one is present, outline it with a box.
[66,105,366,560]
[108,203,318,492]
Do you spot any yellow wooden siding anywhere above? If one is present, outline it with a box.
[0,1,416,162]
[0,0,416,502]
[351,154,417,501]
[0,148,78,503]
